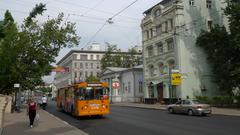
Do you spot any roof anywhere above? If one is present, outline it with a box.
[106,67,128,72]
[143,0,173,14]
[56,49,142,65]
[132,65,143,69]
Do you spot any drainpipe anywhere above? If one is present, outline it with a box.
[132,69,136,102]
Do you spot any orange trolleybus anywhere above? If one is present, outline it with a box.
[57,82,110,117]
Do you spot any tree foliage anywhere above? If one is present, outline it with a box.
[196,0,240,95]
[0,3,80,94]
[101,42,142,70]
[85,75,100,82]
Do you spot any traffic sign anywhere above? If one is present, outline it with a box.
[14,84,20,88]
[171,73,182,85]
[112,81,120,89]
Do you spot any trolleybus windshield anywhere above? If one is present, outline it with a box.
[75,87,109,100]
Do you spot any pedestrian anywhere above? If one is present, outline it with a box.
[41,95,47,110]
[21,96,25,104]
[27,97,37,128]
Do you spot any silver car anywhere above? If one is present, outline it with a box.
[167,99,211,116]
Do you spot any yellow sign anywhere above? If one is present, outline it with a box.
[171,73,182,85]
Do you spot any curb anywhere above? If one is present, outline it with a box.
[43,110,89,135]
[112,104,167,110]
[112,104,240,117]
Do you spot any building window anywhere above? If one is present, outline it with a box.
[149,28,153,38]
[149,65,155,77]
[85,71,88,78]
[96,63,100,69]
[169,19,173,30]
[96,55,100,60]
[154,9,161,17]
[74,72,77,78]
[139,81,143,93]
[128,82,131,93]
[207,20,213,31]
[206,0,212,9]
[85,63,88,69]
[90,71,93,76]
[80,63,83,68]
[146,30,149,40]
[91,63,93,69]
[90,55,93,60]
[167,39,174,51]
[165,21,168,32]
[80,55,88,60]
[147,46,154,57]
[157,42,163,53]
[73,54,77,59]
[97,72,100,77]
[74,62,77,68]
[189,0,194,6]
[156,24,162,35]
[159,63,165,75]
[79,72,82,77]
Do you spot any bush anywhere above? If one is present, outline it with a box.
[211,96,233,107]
[195,96,234,107]
[195,96,210,104]
[234,95,240,107]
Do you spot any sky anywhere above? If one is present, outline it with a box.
[0,0,161,82]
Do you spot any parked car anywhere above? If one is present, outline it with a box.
[167,99,211,116]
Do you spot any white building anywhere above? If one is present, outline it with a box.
[141,0,228,103]
[55,49,142,89]
[101,65,144,103]
[55,50,104,89]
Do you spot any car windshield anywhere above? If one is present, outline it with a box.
[192,100,203,104]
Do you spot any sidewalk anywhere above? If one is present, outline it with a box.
[112,102,240,116]
[2,109,88,135]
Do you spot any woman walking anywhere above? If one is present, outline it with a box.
[27,98,37,128]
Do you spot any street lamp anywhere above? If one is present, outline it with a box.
[14,83,21,112]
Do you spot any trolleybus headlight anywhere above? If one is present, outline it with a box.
[83,105,88,109]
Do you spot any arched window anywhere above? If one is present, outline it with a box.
[159,63,165,75]
[154,9,161,17]
[149,65,155,77]
[189,0,194,6]
[168,59,175,69]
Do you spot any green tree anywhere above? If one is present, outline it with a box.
[0,3,80,94]
[196,0,240,95]
[101,43,120,69]
[85,75,100,82]
[101,43,142,70]
[0,10,20,94]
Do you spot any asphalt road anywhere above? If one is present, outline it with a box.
[46,101,240,135]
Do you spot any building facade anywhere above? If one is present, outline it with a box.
[101,65,144,102]
[55,46,142,89]
[141,0,228,102]
[55,50,104,89]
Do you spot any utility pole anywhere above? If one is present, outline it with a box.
[169,68,172,104]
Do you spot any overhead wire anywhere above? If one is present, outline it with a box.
[0,7,139,30]
[82,0,105,15]
[82,0,139,49]
[52,0,141,21]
